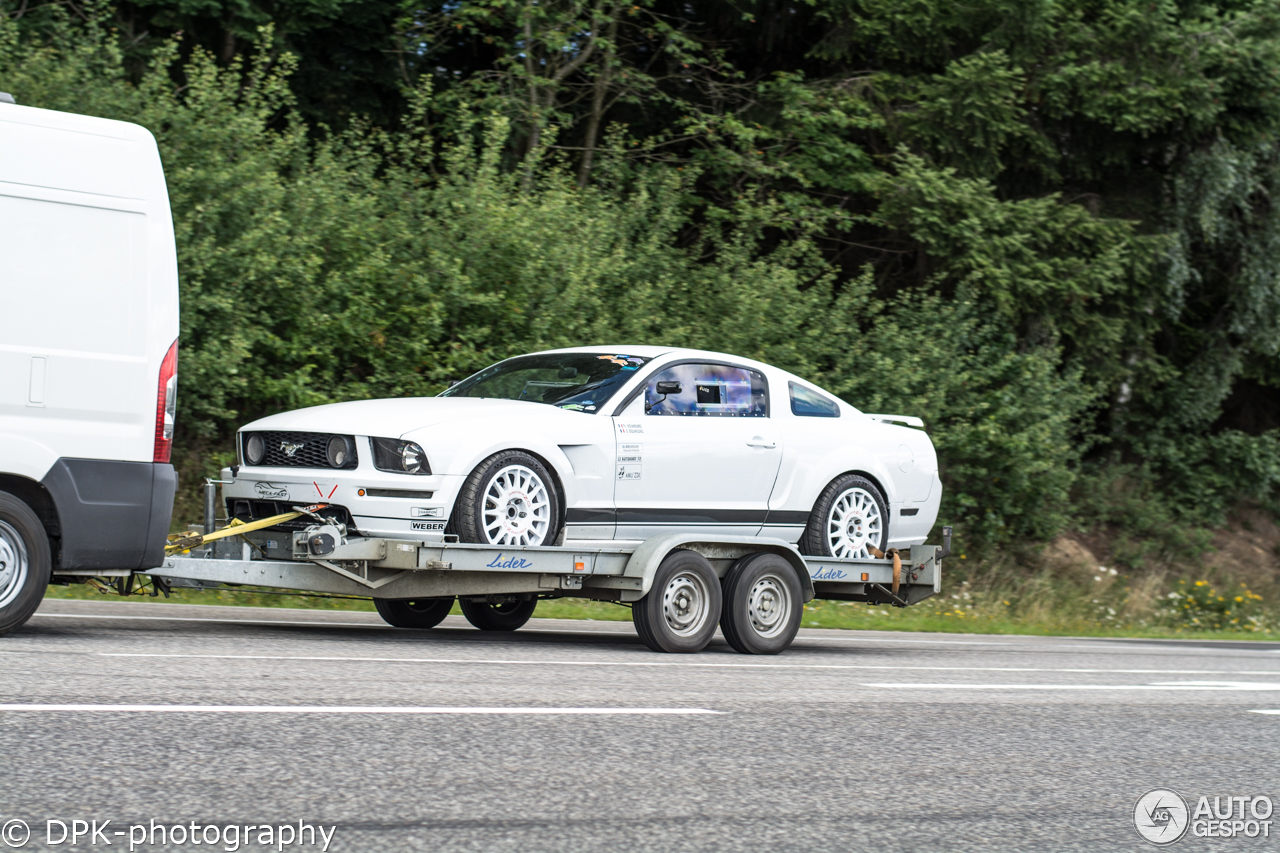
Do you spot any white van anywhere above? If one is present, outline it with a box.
[0,93,180,634]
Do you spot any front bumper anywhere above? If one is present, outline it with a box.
[220,465,465,542]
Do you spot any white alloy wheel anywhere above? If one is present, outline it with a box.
[482,464,552,546]
[0,520,30,610]
[747,572,792,639]
[825,486,884,559]
[662,570,712,638]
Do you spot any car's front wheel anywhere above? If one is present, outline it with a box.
[801,474,889,559]
[453,450,561,547]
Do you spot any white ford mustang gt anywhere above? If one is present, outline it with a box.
[220,346,941,557]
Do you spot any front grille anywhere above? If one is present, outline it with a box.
[244,431,358,470]
[226,499,358,534]
[365,488,434,499]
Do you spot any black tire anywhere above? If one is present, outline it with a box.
[632,549,722,653]
[0,491,53,637]
[800,473,890,559]
[374,596,455,629]
[459,597,537,631]
[453,451,562,547]
[719,553,803,655]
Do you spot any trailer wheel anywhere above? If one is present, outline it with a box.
[459,596,537,631]
[374,596,454,629]
[632,550,721,653]
[719,553,803,655]
[0,491,52,637]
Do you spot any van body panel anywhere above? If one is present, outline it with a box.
[1,103,180,571]
[41,459,176,570]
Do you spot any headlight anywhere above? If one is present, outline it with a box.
[245,434,265,465]
[326,435,351,468]
[372,437,431,475]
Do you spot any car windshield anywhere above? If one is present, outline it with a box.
[441,352,651,413]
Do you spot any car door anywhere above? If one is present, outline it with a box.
[612,361,782,539]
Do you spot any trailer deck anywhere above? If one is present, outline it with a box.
[155,512,948,654]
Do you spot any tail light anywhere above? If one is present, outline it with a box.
[153,339,178,463]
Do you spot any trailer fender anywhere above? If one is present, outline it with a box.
[620,534,814,603]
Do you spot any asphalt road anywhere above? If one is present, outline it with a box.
[3,599,1280,853]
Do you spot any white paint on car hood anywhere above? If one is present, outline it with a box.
[240,396,583,437]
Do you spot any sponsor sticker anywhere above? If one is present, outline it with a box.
[618,423,644,435]
[253,482,289,500]
[410,521,446,531]
[616,464,642,481]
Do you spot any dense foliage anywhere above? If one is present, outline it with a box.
[3,0,1280,551]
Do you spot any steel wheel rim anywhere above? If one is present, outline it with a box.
[482,464,552,546]
[662,570,711,637]
[747,572,791,639]
[826,487,883,559]
[0,520,30,610]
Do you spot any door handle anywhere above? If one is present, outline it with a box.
[746,438,777,449]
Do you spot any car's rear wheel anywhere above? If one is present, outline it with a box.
[801,474,889,559]
[453,451,561,547]
[0,491,52,636]
[374,596,455,629]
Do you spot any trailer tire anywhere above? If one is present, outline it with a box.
[632,549,721,653]
[719,553,802,655]
[454,451,561,547]
[374,596,454,629]
[459,596,537,631]
[0,491,52,637]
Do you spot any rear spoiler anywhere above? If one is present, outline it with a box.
[865,413,925,428]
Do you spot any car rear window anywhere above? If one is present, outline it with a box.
[789,382,840,417]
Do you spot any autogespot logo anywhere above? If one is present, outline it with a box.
[1134,789,1191,845]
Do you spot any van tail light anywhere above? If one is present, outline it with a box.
[153,339,178,463]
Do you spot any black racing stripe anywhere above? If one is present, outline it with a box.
[566,508,618,524]
[616,508,767,524]
[572,508,808,524]
[764,510,810,525]
[900,508,920,516]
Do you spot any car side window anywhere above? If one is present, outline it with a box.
[646,363,767,416]
[789,382,840,418]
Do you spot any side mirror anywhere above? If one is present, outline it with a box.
[655,381,682,396]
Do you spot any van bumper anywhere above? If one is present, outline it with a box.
[41,459,177,571]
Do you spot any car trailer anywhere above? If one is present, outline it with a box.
[151,492,951,655]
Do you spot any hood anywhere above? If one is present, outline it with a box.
[240,396,585,437]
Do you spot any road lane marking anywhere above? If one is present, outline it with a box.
[0,704,724,715]
[862,681,1280,691]
[1248,710,1280,714]
[88,652,1280,677]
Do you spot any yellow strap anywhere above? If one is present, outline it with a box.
[165,510,306,555]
